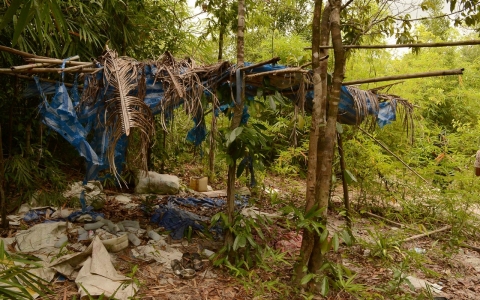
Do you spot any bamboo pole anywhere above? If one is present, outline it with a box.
[0,67,99,73]
[305,40,480,50]
[0,45,48,58]
[11,63,52,70]
[245,67,309,79]
[402,225,451,242]
[56,63,94,73]
[24,57,90,65]
[239,57,280,72]
[343,68,464,86]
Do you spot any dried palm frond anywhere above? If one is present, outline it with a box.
[101,49,154,182]
[344,85,379,130]
[152,55,230,131]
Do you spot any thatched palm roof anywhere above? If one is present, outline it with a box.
[4,48,414,183]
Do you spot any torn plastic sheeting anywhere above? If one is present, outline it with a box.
[50,236,137,300]
[336,86,396,127]
[169,196,225,207]
[186,116,207,147]
[35,77,99,166]
[13,222,72,264]
[67,206,104,222]
[23,207,56,222]
[151,202,207,240]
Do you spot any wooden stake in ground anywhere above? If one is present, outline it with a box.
[337,132,352,231]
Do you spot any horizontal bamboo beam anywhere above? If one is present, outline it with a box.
[24,57,90,65]
[0,67,100,73]
[305,40,480,50]
[58,63,94,73]
[11,63,52,70]
[239,57,281,72]
[245,67,309,79]
[0,45,48,58]
[343,68,464,86]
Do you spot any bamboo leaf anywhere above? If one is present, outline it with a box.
[297,114,305,129]
[267,96,276,111]
[332,233,339,252]
[320,276,329,296]
[344,169,357,184]
[0,0,23,31]
[12,1,33,46]
[336,122,343,133]
[226,127,243,147]
[300,273,314,285]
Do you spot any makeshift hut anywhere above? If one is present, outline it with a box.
[2,47,415,203]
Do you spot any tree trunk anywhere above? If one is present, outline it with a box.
[225,0,245,249]
[308,0,345,279]
[294,0,323,283]
[209,99,217,183]
[0,124,8,229]
[296,2,331,284]
[218,25,225,61]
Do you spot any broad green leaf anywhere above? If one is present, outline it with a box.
[256,88,263,97]
[332,233,339,252]
[233,235,246,250]
[336,122,343,134]
[233,235,240,250]
[297,114,305,129]
[236,159,246,178]
[226,127,243,146]
[268,96,276,111]
[238,235,247,248]
[320,276,329,296]
[344,169,357,184]
[320,229,329,243]
[300,273,314,285]
[253,123,267,131]
[320,236,331,254]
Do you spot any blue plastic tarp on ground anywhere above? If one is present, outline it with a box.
[151,202,207,240]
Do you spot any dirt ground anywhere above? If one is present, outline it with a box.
[7,174,480,300]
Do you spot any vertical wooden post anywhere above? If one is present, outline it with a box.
[294,0,324,284]
[337,132,351,231]
[0,124,8,229]
[225,0,245,249]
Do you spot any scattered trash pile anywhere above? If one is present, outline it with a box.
[0,176,307,298]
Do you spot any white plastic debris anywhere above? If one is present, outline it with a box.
[54,235,68,248]
[148,230,161,241]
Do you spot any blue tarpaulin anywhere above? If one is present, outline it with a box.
[29,60,401,198]
[150,195,249,239]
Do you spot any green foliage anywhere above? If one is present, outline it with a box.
[0,241,52,299]
[210,211,271,269]
[281,203,326,236]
